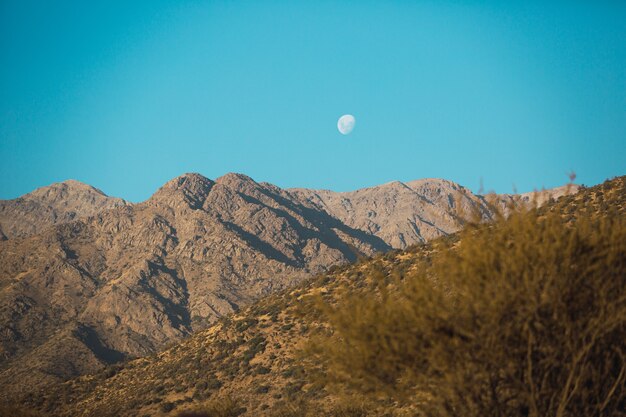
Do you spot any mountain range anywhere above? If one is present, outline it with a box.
[19,175,623,417]
[0,172,578,406]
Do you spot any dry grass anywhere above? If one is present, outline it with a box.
[176,396,245,417]
[311,193,626,416]
[0,406,44,417]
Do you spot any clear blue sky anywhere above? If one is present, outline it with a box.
[1,1,625,202]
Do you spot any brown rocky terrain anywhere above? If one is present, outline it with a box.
[0,172,579,409]
[0,180,128,240]
[0,173,388,402]
[290,179,579,248]
[27,175,622,417]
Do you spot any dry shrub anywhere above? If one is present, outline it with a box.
[268,396,371,417]
[176,396,244,417]
[0,406,43,417]
[311,205,626,417]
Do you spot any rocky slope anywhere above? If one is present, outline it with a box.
[289,179,579,248]
[31,175,623,417]
[0,172,579,407]
[0,180,128,240]
[0,173,388,402]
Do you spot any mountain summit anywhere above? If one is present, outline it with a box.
[149,173,215,210]
[0,179,127,240]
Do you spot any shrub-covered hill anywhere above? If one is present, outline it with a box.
[25,243,414,417]
[25,176,626,417]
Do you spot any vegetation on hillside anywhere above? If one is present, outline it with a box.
[16,176,626,416]
[312,182,625,416]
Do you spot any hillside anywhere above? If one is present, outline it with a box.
[0,173,579,409]
[29,176,623,417]
[0,173,387,402]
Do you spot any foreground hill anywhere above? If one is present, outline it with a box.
[30,176,622,417]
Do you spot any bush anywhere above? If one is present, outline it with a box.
[177,396,245,417]
[256,366,271,375]
[234,318,258,332]
[256,385,270,394]
[312,205,626,417]
[161,402,176,413]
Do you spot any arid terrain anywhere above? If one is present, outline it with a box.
[13,175,623,417]
[0,173,583,413]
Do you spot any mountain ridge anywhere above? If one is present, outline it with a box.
[290,177,579,248]
[30,175,622,417]
[0,172,581,406]
[0,172,390,402]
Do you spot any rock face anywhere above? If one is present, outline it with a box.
[0,179,128,240]
[290,180,580,249]
[0,172,578,401]
[495,184,581,210]
[0,173,388,398]
[291,179,483,248]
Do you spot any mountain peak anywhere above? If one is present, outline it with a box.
[162,173,213,189]
[0,180,126,239]
[149,173,214,209]
[22,179,109,201]
[405,178,464,190]
[59,178,99,189]
[216,172,255,185]
[215,173,262,195]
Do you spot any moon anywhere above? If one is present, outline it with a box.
[337,114,356,135]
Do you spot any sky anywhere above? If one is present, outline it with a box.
[1,1,625,202]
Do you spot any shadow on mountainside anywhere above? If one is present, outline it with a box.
[238,189,391,262]
[73,324,126,365]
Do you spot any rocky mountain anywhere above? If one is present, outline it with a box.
[290,179,579,249]
[0,173,388,401]
[0,172,579,408]
[0,180,128,240]
[28,175,623,417]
